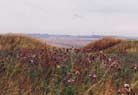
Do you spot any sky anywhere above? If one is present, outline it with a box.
[0,0,138,37]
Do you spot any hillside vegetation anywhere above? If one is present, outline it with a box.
[105,40,138,53]
[0,34,49,50]
[0,34,138,95]
[84,37,138,54]
[84,37,123,51]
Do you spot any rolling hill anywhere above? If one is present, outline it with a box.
[84,37,123,51]
[0,34,49,50]
[84,37,138,53]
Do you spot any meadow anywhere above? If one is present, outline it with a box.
[0,34,138,95]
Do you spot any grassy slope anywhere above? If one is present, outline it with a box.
[0,34,49,50]
[84,38,138,94]
[105,40,138,53]
[84,37,138,53]
[84,37,122,51]
[0,34,51,95]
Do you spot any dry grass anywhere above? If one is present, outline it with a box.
[105,40,138,53]
[0,34,138,95]
[0,34,50,50]
[84,37,123,51]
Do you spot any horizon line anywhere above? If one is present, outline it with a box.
[0,32,138,38]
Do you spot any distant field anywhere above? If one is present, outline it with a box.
[30,34,103,48]
[43,37,98,48]
[30,34,138,48]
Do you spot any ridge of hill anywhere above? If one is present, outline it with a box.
[84,37,123,51]
[84,37,138,53]
[0,34,50,50]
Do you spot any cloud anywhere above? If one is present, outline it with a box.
[0,0,138,36]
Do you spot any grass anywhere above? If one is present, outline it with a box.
[105,40,138,53]
[84,37,122,51]
[0,34,138,95]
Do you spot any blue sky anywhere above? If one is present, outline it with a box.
[0,0,138,37]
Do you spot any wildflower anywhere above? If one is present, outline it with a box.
[108,58,112,62]
[30,59,36,64]
[89,72,97,81]
[67,79,75,83]
[88,74,92,77]
[75,70,80,75]
[92,73,97,80]
[57,65,61,69]
[32,54,36,58]
[117,89,122,95]
[124,83,130,88]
